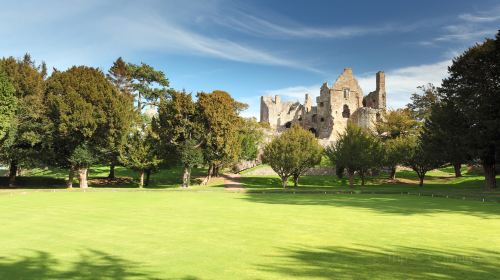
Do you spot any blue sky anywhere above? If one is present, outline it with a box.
[1,0,499,118]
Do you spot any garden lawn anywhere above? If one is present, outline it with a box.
[0,189,499,279]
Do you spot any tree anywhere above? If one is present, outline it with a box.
[376,108,419,138]
[407,83,440,122]
[421,101,469,177]
[238,118,264,161]
[46,66,132,188]
[156,90,203,188]
[402,136,444,187]
[127,62,169,111]
[325,124,381,187]
[119,126,161,188]
[0,70,16,142]
[197,90,246,181]
[103,58,136,179]
[382,136,410,180]
[376,109,419,179]
[439,31,500,189]
[262,124,322,188]
[0,55,49,187]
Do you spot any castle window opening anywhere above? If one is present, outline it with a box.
[342,105,350,118]
[320,117,325,122]
[319,102,324,107]
[343,88,350,99]
[312,114,317,123]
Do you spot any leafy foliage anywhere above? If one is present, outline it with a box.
[156,90,203,187]
[238,118,264,161]
[326,124,381,186]
[0,70,16,141]
[407,83,440,122]
[127,62,169,110]
[263,124,322,188]
[439,31,500,189]
[197,90,245,175]
[46,66,133,188]
[402,136,444,187]
[119,126,161,187]
[0,54,50,186]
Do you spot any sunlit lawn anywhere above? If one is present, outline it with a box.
[0,166,499,279]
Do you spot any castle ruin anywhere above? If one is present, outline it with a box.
[260,68,386,144]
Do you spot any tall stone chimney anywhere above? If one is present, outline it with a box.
[376,71,385,92]
[274,95,281,104]
[304,93,312,112]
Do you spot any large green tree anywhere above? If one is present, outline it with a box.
[376,109,419,179]
[46,66,133,188]
[0,70,16,142]
[197,90,246,181]
[262,124,322,188]
[0,54,49,187]
[421,101,469,177]
[439,31,500,189]
[103,57,136,179]
[402,136,444,187]
[156,90,203,188]
[119,125,161,188]
[326,124,381,187]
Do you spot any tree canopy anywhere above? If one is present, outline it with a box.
[439,31,500,189]
[263,124,322,188]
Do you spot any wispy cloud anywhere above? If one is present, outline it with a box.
[0,0,322,72]
[419,5,499,46]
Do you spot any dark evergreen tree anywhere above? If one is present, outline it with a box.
[439,31,500,189]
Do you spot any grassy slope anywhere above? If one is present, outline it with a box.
[0,191,499,279]
[0,166,499,279]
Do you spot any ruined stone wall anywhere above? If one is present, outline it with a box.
[260,67,386,145]
[260,95,303,129]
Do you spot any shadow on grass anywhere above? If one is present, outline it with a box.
[241,192,500,216]
[259,245,500,280]
[0,249,162,280]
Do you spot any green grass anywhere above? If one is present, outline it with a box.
[0,190,499,279]
[0,165,499,279]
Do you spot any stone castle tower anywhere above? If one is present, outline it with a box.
[260,68,386,144]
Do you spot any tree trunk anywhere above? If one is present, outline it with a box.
[483,163,497,189]
[145,169,151,186]
[66,168,74,188]
[360,170,365,186]
[453,162,462,177]
[212,165,219,177]
[182,166,190,188]
[389,167,396,180]
[78,167,88,188]
[418,175,424,187]
[8,160,17,187]
[139,170,144,188]
[348,169,354,187]
[281,176,288,188]
[293,174,299,187]
[108,164,115,179]
[203,164,213,185]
